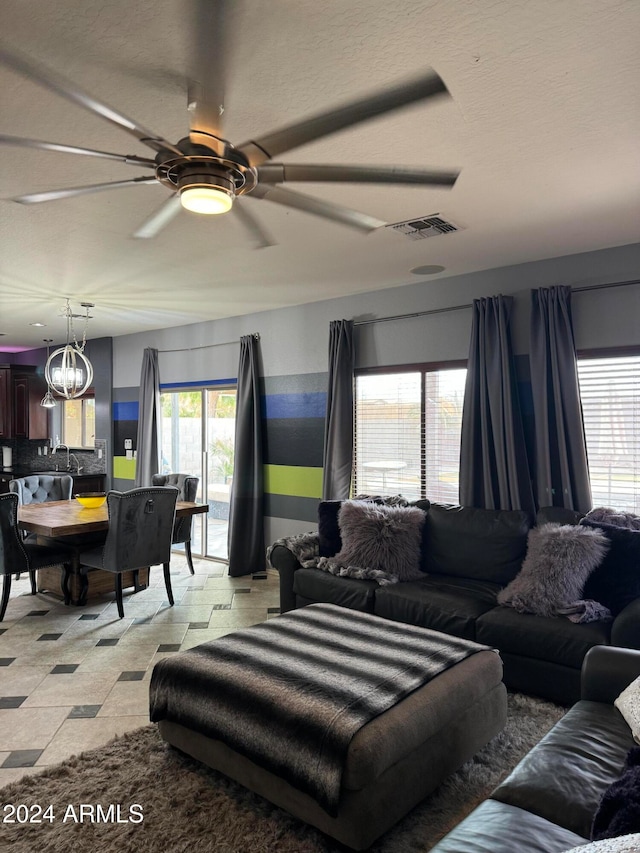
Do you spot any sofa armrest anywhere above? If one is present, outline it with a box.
[267,533,320,613]
[269,543,302,613]
[581,645,640,704]
[611,597,640,649]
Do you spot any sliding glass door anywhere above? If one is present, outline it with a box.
[160,385,237,562]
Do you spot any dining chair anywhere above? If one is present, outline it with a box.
[78,486,179,619]
[152,473,199,574]
[0,493,74,621]
[9,474,74,506]
[8,474,74,580]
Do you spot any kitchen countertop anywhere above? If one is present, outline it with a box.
[1,470,105,479]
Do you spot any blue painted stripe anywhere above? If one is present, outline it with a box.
[263,392,326,419]
[113,401,138,420]
[160,378,236,389]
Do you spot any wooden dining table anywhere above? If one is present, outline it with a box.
[18,498,208,538]
[18,498,209,606]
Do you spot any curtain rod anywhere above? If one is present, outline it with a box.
[157,333,260,354]
[572,278,640,294]
[353,303,472,327]
[353,278,640,328]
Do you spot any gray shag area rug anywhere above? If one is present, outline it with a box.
[0,693,565,853]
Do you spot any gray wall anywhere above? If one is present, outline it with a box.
[112,241,640,542]
[113,242,640,383]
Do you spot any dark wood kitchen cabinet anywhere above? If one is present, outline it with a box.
[0,366,48,440]
[13,371,48,439]
[0,367,11,439]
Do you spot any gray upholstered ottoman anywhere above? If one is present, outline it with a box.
[150,603,507,850]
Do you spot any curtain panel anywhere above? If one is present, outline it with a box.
[322,319,355,500]
[530,285,592,512]
[459,295,534,514]
[134,347,161,487]
[228,334,265,577]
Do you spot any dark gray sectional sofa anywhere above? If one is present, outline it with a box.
[269,502,640,705]
[429,645,640,852]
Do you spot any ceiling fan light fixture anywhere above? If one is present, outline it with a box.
[180,185,233,214]
[178,169,235,214]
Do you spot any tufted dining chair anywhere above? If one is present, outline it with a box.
[152,473,199,574]
[8,474,74,580]
[0,493,74,621]
[9,474,74,506]
[78,487,179,618]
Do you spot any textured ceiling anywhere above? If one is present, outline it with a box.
[1,0,639,349]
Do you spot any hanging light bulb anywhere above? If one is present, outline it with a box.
[44,301,94,400]
[40,339,57,408]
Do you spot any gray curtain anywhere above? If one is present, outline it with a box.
[228,334,264,577]
[135,347,161,487]
[322,319,354,500]
[530,285,592,512]
[459,295,534,514]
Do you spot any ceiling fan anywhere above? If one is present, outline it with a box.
[0,0,460,246]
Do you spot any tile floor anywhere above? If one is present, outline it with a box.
[0,555,280,787]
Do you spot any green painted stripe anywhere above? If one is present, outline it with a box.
[113,456,136,480]
[264,464,323,499]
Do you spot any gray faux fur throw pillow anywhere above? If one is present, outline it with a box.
[332,500,426,582]
[498,523,609,618]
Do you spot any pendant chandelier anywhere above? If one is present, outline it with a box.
[40,339,57,408]
[44,300,94,400]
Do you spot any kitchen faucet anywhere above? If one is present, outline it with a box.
[51,444,82,474]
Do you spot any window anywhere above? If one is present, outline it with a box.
[160,385,237,562]
[577,352,640,513]
[62,396,95,448]
[354,365,467,502]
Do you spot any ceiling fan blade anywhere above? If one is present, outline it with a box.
[188,0,233,144]
[0,44,182,157]
[257,163,459,187]
[133,195,182,239]
[233,200,275,248]
[14,176,158,205]
[238,69,449,166]
[0,134,157,167]
[251,185,385,232]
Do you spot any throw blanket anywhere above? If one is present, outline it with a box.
[267,532,400,584]
[150,603,491,816]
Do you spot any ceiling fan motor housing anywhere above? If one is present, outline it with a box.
[154,138,258,201]
[177,163,235,198]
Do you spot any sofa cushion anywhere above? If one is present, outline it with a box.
[293,567,377,612]
[375,575,501,640]
[317,500,342,556]
[476,606,611,669]
[425,503,531,585]
[497,523,609,617]
[582,521,640,616]
[492,700,636,838]
[536,506,584,526]
[427,799,588,853]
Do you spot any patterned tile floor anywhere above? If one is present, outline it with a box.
[0,555,280,787]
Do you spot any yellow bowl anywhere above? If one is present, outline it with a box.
[75,493,107,509]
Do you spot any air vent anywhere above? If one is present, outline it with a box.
[387,214,461,240]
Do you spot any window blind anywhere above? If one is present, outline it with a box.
[354,367,466,502]
[577,354,640,513]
